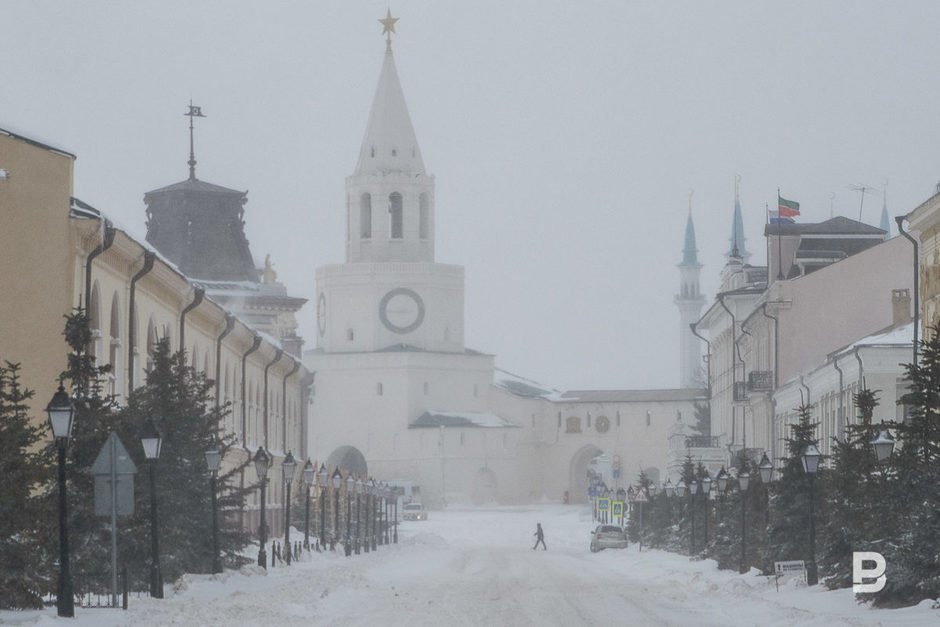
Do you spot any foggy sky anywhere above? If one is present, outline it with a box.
[3,1,939,390]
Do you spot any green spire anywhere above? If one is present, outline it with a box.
[681,211,700,266]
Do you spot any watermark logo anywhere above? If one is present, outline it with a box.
[853,552,886,593]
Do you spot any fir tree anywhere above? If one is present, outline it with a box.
[0,362,52,608]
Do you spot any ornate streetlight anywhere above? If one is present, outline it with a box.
[383,484,392,545]
[345,474,355,556]
[801,444,821,585]
[370,479,379,551]
[716,467,729,494]
[738,470,751,574]
[141,419,164,598]
[664,478,675,498]
[701,472,712,550]
[46,385,75,617]
[253,447,270,568]
[331,467,342,551]
[204,439,223,574]
[317,463,328,551]
[758,453,774,484]
[871,428,896,462]
[355,477,363,555]
[392,485,399,543]
[282,452,296,565]
[688,479,698,555]
[302,459,314,551]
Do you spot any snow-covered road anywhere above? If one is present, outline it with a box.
[5,504,937,626]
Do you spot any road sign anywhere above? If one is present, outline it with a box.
[633,490,648,503]
[597,497,610,512]
[612,500,623,516]
[92,432,137,516]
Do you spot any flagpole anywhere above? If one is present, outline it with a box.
[776,189,784,280]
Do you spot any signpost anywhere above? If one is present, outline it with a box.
[632,489,648,552]
[91,432,137,607]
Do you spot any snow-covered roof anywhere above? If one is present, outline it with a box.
[411,411,516,429]
[832,322,915,357]
[493,368,564,401]
[560,388,706,403]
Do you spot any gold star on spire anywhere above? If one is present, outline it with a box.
[379,9,399,51]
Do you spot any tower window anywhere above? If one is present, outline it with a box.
[377,382,383,396]
[647,411,652,427]
[423,382,429,395]
[371,146,375,158]
[347,329,355,341]
[360,193,372,239]
[391,148,397,157]
[473,383,479,397]
[419,193,429,239]
[389,192,403,239]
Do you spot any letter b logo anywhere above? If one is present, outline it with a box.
[853,552,886,593]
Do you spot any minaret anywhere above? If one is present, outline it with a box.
[676,198,705,388]
[346,9,434,264]
[727,176,751,263]
[879,184,891,239]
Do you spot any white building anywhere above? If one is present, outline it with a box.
[305,21,705,506]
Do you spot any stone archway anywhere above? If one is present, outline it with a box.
[471,468,498,505]
[569,444,603,504]
[326,446,368,477]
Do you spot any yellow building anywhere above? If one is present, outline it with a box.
[0,127,312,531]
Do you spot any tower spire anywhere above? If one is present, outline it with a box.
[728,175,750,262]
[185,101,206,182]
[379,9,399,52]
[880,180,891,238]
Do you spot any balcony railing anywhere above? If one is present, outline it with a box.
[748,370,773,392]
[685,435,721,449]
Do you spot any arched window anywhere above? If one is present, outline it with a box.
[389,192,403,239]
[109,293,121,396]
[360,193,372,239]
[419,193,429,239]
[88,283,101,359]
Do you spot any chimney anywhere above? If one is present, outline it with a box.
[892,289,912,326]
[282,334,304,358]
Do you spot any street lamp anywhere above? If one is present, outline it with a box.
[204,439,223,574]
[871,428,896,462]
[355,477,363,555]
[370,479,379,550]
[392,486,399,543]
[282,452,296,565]
[758,453,774,484]
[253,447,270,568]
[664,478,675,498]
[717,467,729,494]
[317,464,328,551]
[801,444,821,585]
[738,470,751,574]
[688,480,698,555]
[141,419,164,598]
[701,472,712,549]
[345,474,355,556]
[383,484,391,545]
[331,467,342,551]
[302,459,314,551]
[46,384,75,617]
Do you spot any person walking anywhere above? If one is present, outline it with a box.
[532,523,547,550]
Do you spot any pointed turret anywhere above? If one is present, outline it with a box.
[346,15,436,264]
[880,188,891,239]
[676,203,705,388]
[727,177,751,263]
[354,45,425,176]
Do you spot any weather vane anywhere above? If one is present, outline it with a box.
[185,100,206,181]
[379,9,399,52]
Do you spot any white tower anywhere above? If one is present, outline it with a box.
[314,15,466,355]
[676,205,705,388]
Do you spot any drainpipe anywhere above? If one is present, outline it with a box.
[178,288,205,354]
[241,334,262,448]
[300,372,316,460]
[282,359,301,453]
[690,323,711,401]
[895,216,919,364]
[84,223,115,311]
[737,327,752,450]
[214,314,236,411]
[799,376,811,408]
[263,349,284,450]
[760,303,779,390]
[718,294,738,449]
[854,346,865,391]
[832,356,845,438]
[127,251,156,392]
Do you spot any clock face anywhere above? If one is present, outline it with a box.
[379,288,425,334]
[317,293,326,336]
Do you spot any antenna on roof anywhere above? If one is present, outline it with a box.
[849,183,880,223]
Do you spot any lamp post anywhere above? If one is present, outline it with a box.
[253,447,270,568]
[701,472,712,550]
[371,479,379,551]
[302,459,314,551]
[345,474,355,556]
[801,444,821,585]
[383,484,392,545]
[690,480,698,555]
[204,440,223,574]
[331,467,342,551]
[282,452,296,565]
[355,477,363,555]
[392,486,399,543]
[871,428,896,462]
[317,464,328,551]
[46,384,75,617]
[363,480,372,553]
[141,419,164,598]
[738,470,750,574]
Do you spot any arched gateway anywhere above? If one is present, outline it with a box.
[326,446,368,477]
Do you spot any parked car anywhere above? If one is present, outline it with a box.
[590,525,627,552]
[402,503,428,521]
